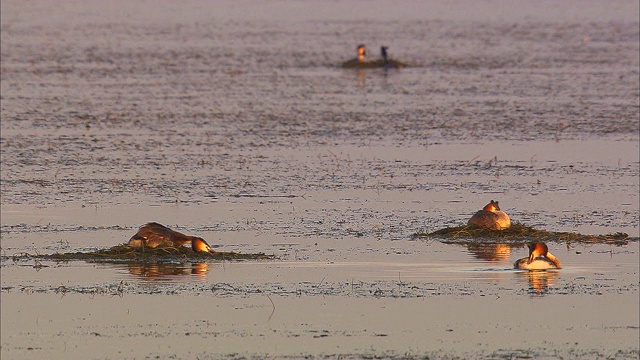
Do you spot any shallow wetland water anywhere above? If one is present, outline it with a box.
[1,1,639,359]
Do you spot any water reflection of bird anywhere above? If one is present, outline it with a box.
[466,243,511,262]
[128,262,210,278]
[516,269,559,294]
[128,222,215,253]
[467,200,511,230]
[514,242,562,270]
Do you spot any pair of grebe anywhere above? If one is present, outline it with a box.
[342,44,407,69]
[469,200,561,270]
[128,222,214,253]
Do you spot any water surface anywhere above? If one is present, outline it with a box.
[1,0,639,358]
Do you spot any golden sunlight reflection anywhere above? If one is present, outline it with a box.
[515,269,560,295]
[357,69,365,87]
[466,243,512,262]
[127,262,211,280]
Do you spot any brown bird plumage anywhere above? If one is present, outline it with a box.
[128,222,214,253]
[467,200,511,230]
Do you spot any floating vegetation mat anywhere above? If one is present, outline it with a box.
[7,244,274,262]
[341,59,409,69]
[413,223,634,246]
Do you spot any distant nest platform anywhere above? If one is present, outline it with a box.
[413,223,633,246]
[8,244,274,262]
[341,59,409,69]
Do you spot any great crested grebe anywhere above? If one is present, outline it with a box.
[467,200,511,230]
[380,46,388,63]
[514,242,562,270]
[128,222,214,253]
[357,44,366,62]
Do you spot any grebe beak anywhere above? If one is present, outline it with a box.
[527,242,547,264]
[526,243,537,263]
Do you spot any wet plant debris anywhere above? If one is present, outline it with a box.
[413,222,632,245]
[7,244,274,262]
[341,58,409,69]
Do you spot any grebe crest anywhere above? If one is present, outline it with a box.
[514,242,562,270]
[467,200,511,230]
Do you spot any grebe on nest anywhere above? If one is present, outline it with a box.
[380,46,388,63]
[357,44,366,62]
[467,200,511,230]
[514,242,562,270]
[128,222,214,253]
[342,44,408,69]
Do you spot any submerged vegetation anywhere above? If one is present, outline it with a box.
[413,222,632,246]
[8,244,274,262]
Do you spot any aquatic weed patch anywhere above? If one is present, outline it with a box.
[6,244,274,262]
[341,59,410,69]
[413,222,632,245]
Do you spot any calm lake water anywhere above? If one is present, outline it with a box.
[1,0,639,359]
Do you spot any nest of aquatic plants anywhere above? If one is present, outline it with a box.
[341,59,409,69]
[11,244,273,262]
[413,222,633,246]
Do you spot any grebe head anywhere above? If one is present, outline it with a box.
[483,200,500,212]
[192,238,214,253]
[357,44,366,62]
[527,242,548,263]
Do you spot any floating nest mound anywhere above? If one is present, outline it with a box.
[413,222,633,246]
[10,244,273,262]
[341,59,409,69]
